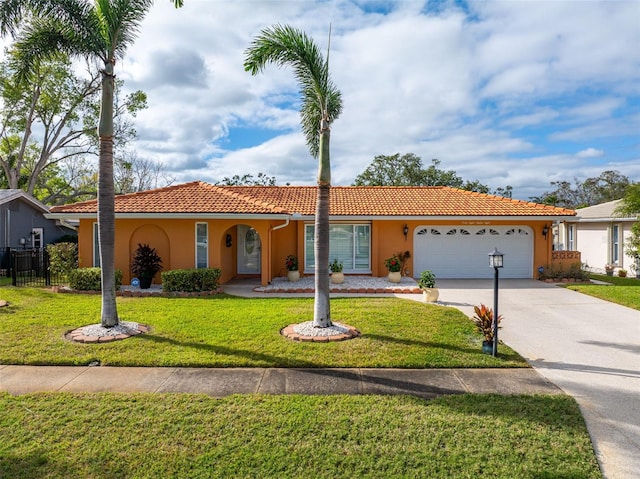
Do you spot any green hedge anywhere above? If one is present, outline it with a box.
[161,268,222,292]
[538,262,589,281]
[68,268,123,291]
[46,242,78,277]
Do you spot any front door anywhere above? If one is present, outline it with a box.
[237,225,261,274]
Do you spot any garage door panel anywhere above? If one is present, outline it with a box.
[414,226,533,279]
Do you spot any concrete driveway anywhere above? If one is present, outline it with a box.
[434,279,639,479]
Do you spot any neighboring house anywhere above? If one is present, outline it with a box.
[47,181,575,286]
[0,189,76,251]
[558,199,638,274]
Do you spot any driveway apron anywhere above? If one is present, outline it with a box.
[435,279,639,479]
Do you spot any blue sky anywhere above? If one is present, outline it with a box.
[118,0,639,200]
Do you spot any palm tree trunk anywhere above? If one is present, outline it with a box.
[313,117,332,327]
[98,62,119,328]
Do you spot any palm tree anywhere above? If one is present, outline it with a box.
[244,24,343,328]
[0,0,183,327]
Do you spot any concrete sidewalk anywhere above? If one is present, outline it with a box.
[0,365,561,398]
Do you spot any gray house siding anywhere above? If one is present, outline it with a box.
[0,190,76,249]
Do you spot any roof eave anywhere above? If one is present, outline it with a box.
[568,216,638,223]
[2,191,49,213]
[292,215,577,221]
[45,212,291,220]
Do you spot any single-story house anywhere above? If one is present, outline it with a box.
[557,199,638,274]
[47,181,576,286]
[0,189,76,251]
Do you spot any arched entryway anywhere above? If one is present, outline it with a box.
[129,224,170,283]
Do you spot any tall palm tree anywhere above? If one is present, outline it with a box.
[0,0,183,327]
[244,24,343,328]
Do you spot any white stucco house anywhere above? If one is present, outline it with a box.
[557,200,638,275]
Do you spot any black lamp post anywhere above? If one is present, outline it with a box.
[488,247,504,357]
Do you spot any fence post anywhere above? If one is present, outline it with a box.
[44,247,51,286]
[11,249,17,286]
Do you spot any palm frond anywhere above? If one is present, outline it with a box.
[96,0,153,60]
[244,24,343,158]
[0,0,27,36]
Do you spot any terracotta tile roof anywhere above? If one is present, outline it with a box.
[50,182,287,215]
[226,186,576,216]
[49,181,576,217]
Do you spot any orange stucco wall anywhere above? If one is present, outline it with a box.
[78,217,553,286]
[79,218,298,286]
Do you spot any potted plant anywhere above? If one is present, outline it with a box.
[131,243,162,289]
[605,264,615,276]
[471,304,503,354]
[398,250,411,276]
[631,261,640,279]
[329,258,344,284]
[618,269,627,278]
[385,255,402,283]
[285,254,299,282]
[417,270,438,302]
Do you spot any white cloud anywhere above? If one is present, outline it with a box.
[577,148,604,159]
[39,0,636,200]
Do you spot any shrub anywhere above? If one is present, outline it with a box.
[285,255,298,271]
[68,268,122,291]
[384,255,401,272]
[130,243,163,277]
[46,242,78,277]
[417,270,436,289]
[329,259,343,273]
[471,303,503,342]
[52,234,78,244]
[161,268,222,292]
[538,262,589,281]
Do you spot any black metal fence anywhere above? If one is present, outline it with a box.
[2,247,65,287]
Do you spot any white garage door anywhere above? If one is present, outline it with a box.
[413,225,533,279]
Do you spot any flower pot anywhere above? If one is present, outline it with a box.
[330,272,344,284]
[139,273,153,289]
[422,288,439,302]
[605,270,614,276]
[287,270,300,282]
[482,340,494,355]
[388,271,401,283]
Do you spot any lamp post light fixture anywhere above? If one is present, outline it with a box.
[488,247,504,357]
[542,224,549,238]
[403,224,409,240]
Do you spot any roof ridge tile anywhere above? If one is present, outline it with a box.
[47,182,577,217]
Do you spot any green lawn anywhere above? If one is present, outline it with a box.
[566,273,640,310]
[0,392,601,479]
[0,288,525,367]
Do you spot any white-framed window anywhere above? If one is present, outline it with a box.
[568,225,575,251]
[31,227,43,249]
[611,224,620,265]
[93,222,100,267]
[195,222,208,268]
[304,223,371,272]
